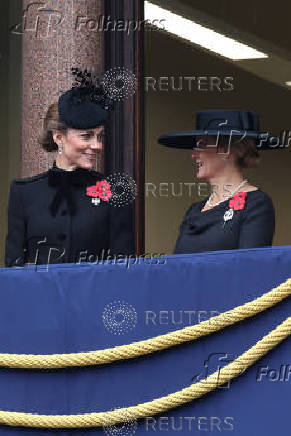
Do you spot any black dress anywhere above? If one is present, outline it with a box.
[174,190,275,254]
[5,162,135,267]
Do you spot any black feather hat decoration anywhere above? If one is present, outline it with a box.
[58,67,114,129]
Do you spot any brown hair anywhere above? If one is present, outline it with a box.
[217,136,260,170]
[39,102,68,152]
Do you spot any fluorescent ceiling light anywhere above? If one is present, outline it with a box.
[145,1,268,61]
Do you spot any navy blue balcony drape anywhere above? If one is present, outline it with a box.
[0,246,290,435]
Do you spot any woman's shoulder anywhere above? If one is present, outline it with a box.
[10,171,50,190]
[182,199,206,218]
[243,189,275,214]
[12,170,50,185]
[245,189,273,204]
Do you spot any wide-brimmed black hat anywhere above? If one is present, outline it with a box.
[158,110,280,150]
[58,68,114,130]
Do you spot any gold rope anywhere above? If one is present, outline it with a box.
[0,316,289,428]
[0,278,290,369]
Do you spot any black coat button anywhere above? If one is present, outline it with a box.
[58,233,66,240]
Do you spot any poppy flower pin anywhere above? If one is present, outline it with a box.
[223,192,247,227]
[86,180,112,205]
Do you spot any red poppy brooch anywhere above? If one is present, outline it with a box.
[223,192,247,227]
[86,180,112,205]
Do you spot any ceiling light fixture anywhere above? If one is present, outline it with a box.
[145,1,268,61]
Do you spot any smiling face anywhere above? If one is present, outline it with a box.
[53,125,105,170]
[192,135,231,180]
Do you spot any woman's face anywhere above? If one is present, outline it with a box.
[54,125,105,170]
[192,135,230,180]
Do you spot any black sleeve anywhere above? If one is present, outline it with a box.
[109,203,135,256]
[238,192,275,249]
[178,203,196,231]
[5,181,27,267]
[173,203,196,252]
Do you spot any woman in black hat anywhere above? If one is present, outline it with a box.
[5,69,135,267]
[158,110,278,254]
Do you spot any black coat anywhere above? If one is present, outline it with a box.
[174,189,275,254]
[5,162,135,267]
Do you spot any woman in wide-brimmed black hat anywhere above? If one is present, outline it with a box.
[158,110,280,254]
[5,68,134,267]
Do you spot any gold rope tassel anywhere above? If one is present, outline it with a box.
[0,316,289,428]
[0,278,290,369]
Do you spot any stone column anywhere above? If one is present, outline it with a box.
[21,0,104,177]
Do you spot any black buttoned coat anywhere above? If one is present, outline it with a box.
[5,163,135,267]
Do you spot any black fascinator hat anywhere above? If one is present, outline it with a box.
[58,67,114,130]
